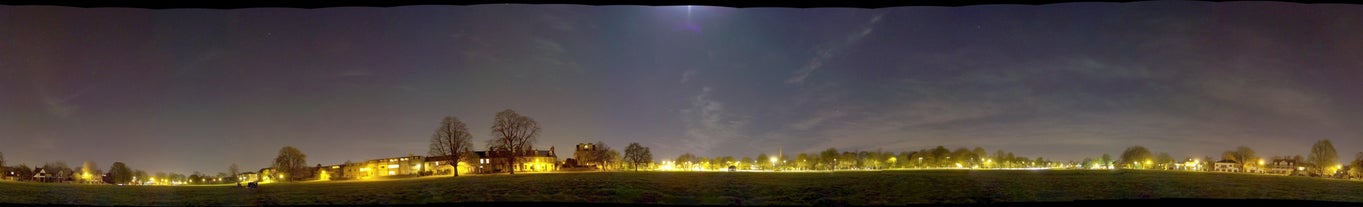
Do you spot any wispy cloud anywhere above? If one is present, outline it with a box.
[33,80,85,119]
[800,100,1005,152]
[532,38,565,54]
[789,109,846,131]
[458,36,582,77]
[679,68,697,84]
[41,93,79,118]
[679,87,747,155]
[786,13,884,85]
[1198,77,1338,126]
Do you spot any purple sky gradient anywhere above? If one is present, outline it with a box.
[2,2,1362,174]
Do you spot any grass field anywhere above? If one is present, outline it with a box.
[1,170,1361,206]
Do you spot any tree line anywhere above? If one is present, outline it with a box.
[0,152,243,185]
[426,109,656,175]
[1088,139,1363,179]
[669,146,1059,171]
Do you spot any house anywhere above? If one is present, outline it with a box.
[470,146,558,174]
[422,155,474,176]
[1173,158,1204,171]
[574,143,598,168]
[1294,163,1318,176]
[1213,160,1241,173]
[299,145,559,180]
[1266,159,1298,175]
[316,165,342,180]
[237,172,259,182]
[336,155,426,180]
[32,167,53,183]
[259,168,278,182]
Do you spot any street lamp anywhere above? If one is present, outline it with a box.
[769,157,778,170]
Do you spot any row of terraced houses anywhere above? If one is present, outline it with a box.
[243,144,605,182]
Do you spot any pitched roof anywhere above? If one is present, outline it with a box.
[468,150,555,158]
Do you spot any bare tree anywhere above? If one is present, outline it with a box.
[228,163,239,182]
[588,141,616,170]
[820,148,839,170]
[133,170,147,184]
[607,149,622,170]
[1156,153,1173,169]
[755,153,768,170]
[108,162,133,184]
[1308,139,1339,175]
[1222,146,1257,171]
[43,162,72,182]
[1119,145,1153,169]
[623,143,649,171]
[795,153,810,170]
[676,153,698,170]
[429,116,475,176]
[972,147,987,163]
[80,161,99,183]
[1350,152,1363,179]
[272,146,308,181]
[488,109,540,175]
[15,164,32,180]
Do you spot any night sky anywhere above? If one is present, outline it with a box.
[3,2,1362,174]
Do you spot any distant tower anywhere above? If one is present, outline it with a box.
[778,147,783,161]
[574,143,597,167]
[778,147,784,170]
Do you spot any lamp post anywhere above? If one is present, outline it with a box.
[769,157,777,171]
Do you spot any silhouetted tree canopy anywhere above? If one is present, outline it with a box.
[108,162,133,184]
[429,116,475,176]
[1222,146,1257,170]
[1308,139,1339,174]
[1120,146,1153,169]
[624,143,652,172]
[273,146,308,181]
[488,109,540,175]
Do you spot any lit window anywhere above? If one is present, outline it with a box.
[388,164,399,169]
[388,171,395,175]
[401,158,408,161]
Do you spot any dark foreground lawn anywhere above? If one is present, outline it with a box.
[1,170,1361,206]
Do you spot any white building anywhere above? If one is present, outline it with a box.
[1213,160,1241,173]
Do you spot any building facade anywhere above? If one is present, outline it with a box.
[574,143,598,168]
[297,146,561,181]
[1266,159,1298,175]
[422,155,473,176]
[337,155,426,180]
[317,165,342,181]
[1213,160,1240,173]
[237,172,259,183]
[471,147,558,174]
[259,168,278,182]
